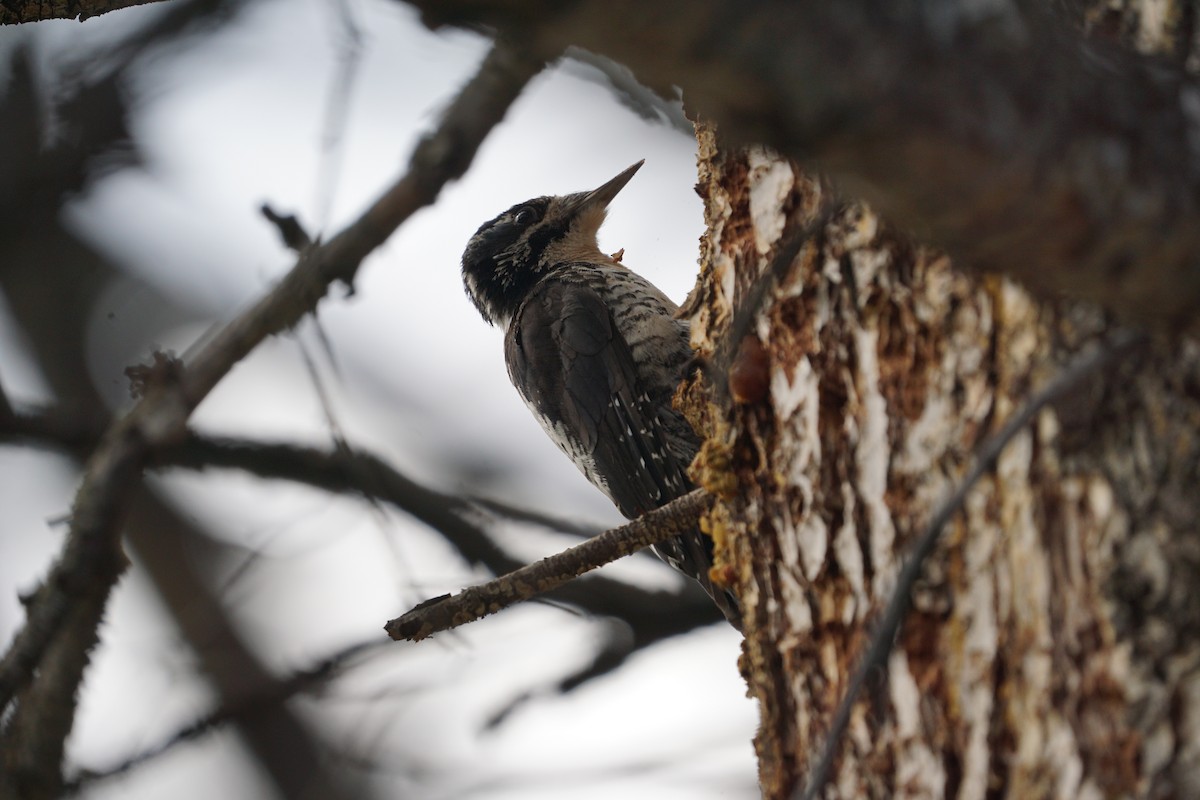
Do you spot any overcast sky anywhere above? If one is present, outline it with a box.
[0,1,757,797]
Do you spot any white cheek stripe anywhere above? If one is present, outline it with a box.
[464,271,480,305]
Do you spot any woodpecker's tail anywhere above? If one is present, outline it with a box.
[652,531,742,630]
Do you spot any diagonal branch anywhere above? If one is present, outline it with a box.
[385,488,712,641]
[0,40,543,794]
[61,638,385,794]
[2,406,723,785]
[1,409,721,633]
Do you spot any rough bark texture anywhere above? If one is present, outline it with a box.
[680,126,1200,799]
[0,0,165,24]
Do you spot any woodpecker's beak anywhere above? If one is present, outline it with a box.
[587,160,644,206]
[568,160,644,215]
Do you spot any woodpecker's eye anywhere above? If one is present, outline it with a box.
[514,206,539,226]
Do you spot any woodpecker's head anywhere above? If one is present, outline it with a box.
[462,160,643,328]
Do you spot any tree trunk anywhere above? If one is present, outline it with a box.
[680,127,1200,799]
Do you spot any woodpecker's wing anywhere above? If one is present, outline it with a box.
[506,276,742,629]
[505,277,690,519]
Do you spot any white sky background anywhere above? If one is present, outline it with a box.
[0,0,757,798]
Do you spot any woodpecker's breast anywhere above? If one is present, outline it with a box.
[597,271,689,379]
[502,262,698,516]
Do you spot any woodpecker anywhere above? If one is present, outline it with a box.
[461,160,740,628]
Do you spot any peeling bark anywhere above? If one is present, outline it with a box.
[0,0,167,25]
[681,127,1200,800]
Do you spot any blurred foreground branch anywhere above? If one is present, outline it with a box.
[2,409,723,633]
[0,39,542,798]
[1,406,724,788]
[0,25,364,796]
[63,638,386,794]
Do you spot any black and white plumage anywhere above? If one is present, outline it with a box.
[461,161,740,628]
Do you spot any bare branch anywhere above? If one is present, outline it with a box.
[0,431,134,794]
[62,639,384,795]
[796,329,1147,800]
[0,39,543,793]
[463,493,602,538]
[2,407,724,639]
[168,434,726,676]
[121,487,365,799]
[175,41,544,410]
[3,407,721,784]
[0,577,108,799]
[385,489,712,641]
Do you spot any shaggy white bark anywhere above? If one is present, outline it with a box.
[681,127,1200,799]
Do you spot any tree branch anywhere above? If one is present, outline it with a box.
[1,407,724,642]
[62,638,384,794]
[124,487,365,798]
[403,0,1200,331]
[385,489,712,641]
[166,427,726,680]
[1,406,723,786]
[0,39,542,794]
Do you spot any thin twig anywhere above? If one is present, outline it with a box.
[2,408,599,539]
[796,329,1146,800]
[313,0,364,230]
[465,493,604,538]
[260,204,312,251]
[62,639,384,794]
[385,489,713,641]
